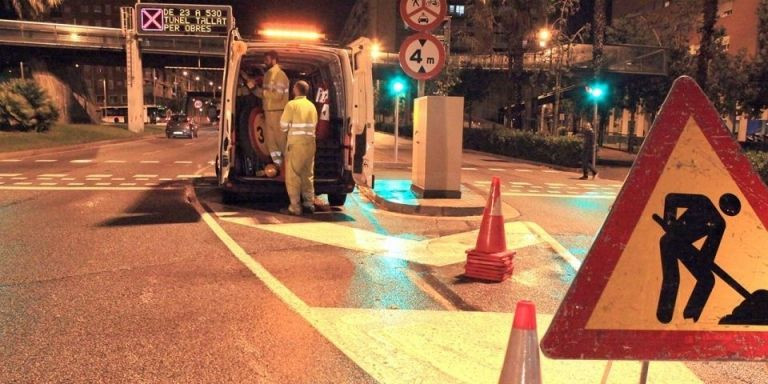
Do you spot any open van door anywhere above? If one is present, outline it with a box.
[348,38,375,189]
[217,29,247,185]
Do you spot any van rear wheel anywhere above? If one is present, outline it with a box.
[222,190,239,205]
[328,193,347,207]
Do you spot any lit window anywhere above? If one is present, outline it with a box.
[664,1,670,7]
[456,5,465,16]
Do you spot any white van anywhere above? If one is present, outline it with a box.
[216,30,375,205]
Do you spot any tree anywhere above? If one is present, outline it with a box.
[490,0,549,130]
[696,0,719,90]
[592,0,606,74]
[745,0,768,117]
[9,0,61,20]
[455,0,495,54]
[548,0,588,135]
[454,65,492,126]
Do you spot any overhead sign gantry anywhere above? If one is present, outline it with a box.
[136,3,233,36]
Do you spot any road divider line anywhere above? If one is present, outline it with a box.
[68,183,84,186]
[87,174,112,178]
[0,173,22,177]
[11,177,27,180]
[40,182,58,186]
[515,169,533,173]
[524,222,582,271]
[133,174,158,178]
[70,159,93,163]
[175,161,193,164]
[39,174,67,178]
[1,159,21,162]
[504,192,615,199]
[13,182,32,185]
[177,174,202,178]
[120,183,136,186]
[488,168,506,172]
[36,177,53,180]
[159,178,172,181]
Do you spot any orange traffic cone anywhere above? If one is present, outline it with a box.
[498,300,542,384]
[465,177,515,282]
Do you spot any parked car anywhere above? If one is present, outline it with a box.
[165,115,198,139]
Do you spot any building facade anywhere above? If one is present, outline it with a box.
[612,0,760,56]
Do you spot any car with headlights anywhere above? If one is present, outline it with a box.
[165,115,198,138]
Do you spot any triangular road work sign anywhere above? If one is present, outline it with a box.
[541,76,768,361]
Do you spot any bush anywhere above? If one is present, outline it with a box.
[377,123,584,168]
[746,150,768,184]
[0,79,59,132]
[464,128,583,167]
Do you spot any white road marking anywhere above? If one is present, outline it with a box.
[40,182,58,186]
[524,222,582,270]
[546,183,566,186]
[87,174,112,178]
[13,182,32,185]
[159,178,173,181]
[510,182,531,186]
[70,159,93,163]
[105,160,126,164]
[488,168,506,172]
[135,178,149,181]
[543,170,561,173]
[174,161,193,164]
[0,182,4,185]
[39,174,67,178]
[121,183,137,186]
[461,167,478,171]
[0,173,21,177]
[11,177,27,180]
[0,159,21,162]
[515,169,533,172]
[140,160,160,164]
[0,185,183,191]
[62,178,75,181]
[145,183,159,186]
[500,192,616,200]
[207,161,215,165]
[176,174,202,178]
[34,159,57,163]
[133,174,158,178]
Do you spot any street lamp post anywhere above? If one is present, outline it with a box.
[102,79,108,119]
[586,83,606,169]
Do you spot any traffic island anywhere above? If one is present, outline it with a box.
[360,177,520,218]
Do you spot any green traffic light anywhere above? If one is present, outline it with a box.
[587,82,608,101]
[390,77,407,95]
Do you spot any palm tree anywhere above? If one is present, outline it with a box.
[593,0,606,74]
[697,0,719,90]
[492,0,549,130]
[10,0,61,20]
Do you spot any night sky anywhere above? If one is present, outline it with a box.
[145,0,357,40]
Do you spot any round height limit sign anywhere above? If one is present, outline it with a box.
[399,33,446,81]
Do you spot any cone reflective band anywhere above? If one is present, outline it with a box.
[465,177,515,282]
[499,301,542,384]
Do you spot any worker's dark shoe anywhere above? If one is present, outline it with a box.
[280,207,302,216]
[592,171,599,180]
[302,205,316,214]
[579,175,589,180]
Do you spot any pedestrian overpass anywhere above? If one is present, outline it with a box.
[0,19,225,57]
[0,19,666,76]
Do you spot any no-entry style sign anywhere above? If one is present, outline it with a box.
[136,3,232,37]
[400,0,447,32]
[399,33,446,81]
[541,76,768,361]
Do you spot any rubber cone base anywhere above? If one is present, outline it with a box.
[465,249,515,282]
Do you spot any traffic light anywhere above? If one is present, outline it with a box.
[586,82,608,102]
[389,77,407,96]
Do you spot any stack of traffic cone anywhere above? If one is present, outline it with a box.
[498,300,542,384]
[465,176,515,282]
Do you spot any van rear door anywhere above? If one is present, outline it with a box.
[218,30,247,185]
[348,38,375,189]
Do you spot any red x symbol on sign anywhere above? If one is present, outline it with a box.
[141,8,163,31]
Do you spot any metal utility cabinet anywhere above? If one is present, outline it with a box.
[411,96,464,198]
